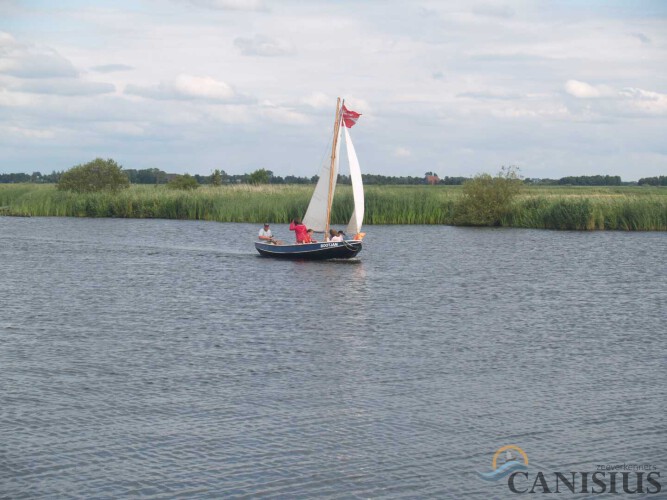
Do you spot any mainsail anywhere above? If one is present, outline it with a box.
[302,126,342,232]
[303,99,364,238]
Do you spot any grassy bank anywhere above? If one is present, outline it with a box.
[1,184,666,230]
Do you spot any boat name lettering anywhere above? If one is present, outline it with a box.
[320,243,339,248]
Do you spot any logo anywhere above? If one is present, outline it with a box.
[477,446,662,494]
[477,445,529,482]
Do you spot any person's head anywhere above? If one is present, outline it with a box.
[293,217,301,224]
[307,229,314,235]
[338,230,345,237]
[263,223,270,230]
[329,229,337,237]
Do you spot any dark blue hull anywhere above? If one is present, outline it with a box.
[255,240,362,260]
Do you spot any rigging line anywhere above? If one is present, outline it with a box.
[342,239,358,250]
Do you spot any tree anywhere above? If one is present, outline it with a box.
[0,172,30,183]
[124,167,169,184]
[210,169,223,186]
[44,170,63,183]
[638,176,667,186]
[167,174,200,190]
[558,175,622,186]
[57,158,130,193]
[455,166,523,226]
[248,168,272,185]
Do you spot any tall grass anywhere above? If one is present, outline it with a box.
[506,189,667,230]
[1,184,665,230]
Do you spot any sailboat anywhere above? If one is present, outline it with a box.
[255,98,365,260]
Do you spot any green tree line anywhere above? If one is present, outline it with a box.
[637,176,667,186]
[1,163,662,187]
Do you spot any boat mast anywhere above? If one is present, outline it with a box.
[324,97,343,238]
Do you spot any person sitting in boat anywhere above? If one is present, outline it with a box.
[258,223,274,243]
[329,229,343,242]
[289,218,309,243]
[302,229,317,244]
[338,230,346,241]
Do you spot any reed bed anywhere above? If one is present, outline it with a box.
[1,184,665,230]
[507,195,667,231]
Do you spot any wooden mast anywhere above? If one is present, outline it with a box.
[324,97,342,239]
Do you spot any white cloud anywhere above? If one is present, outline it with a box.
[186,0,265,11]
[619,87,667,115]
[173,74,235,100]
[0,32,116,100]
[301,92,330,109]
[395,147,411,158]
[490,104,569,119]
[0,31,15,45]
[94,122,145,137]
[125,74,239,102]
[458,90,522,101]
[563,81,667,117]
[564,80,612,99]
[342,97,370,116]
[260,102,310,124]
[12,79,115,96]
[234,35,295,57]
[471,4,515,19]
[204,104,254,125]
[1,125,56,139]
[91,64,134,73]
[0,32,77,78]
[0,87,35,107]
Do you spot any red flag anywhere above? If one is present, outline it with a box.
[341,104,361,128]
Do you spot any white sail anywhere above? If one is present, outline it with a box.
[344,126,364,236]
[303,126,342,232]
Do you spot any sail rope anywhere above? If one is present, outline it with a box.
[341,239,358,250]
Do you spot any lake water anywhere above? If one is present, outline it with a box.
[1,218,665,498]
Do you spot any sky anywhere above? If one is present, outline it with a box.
[1,0,666,180]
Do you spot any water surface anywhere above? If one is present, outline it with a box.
[1,218,665,498]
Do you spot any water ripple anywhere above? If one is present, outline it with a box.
[1,219,665,498]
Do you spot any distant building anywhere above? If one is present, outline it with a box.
[425,174,439,185]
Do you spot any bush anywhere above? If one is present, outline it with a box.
[455,166,523,226]
[248,168,271,185]
[167,174,200,190]
[57,158,130,193]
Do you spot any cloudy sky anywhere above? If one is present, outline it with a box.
[1,0,666,180]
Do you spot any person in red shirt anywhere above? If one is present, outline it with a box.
[289,218,309,243]
[302,229,317,243]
